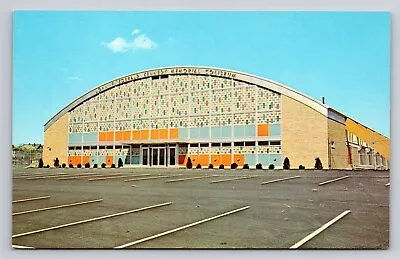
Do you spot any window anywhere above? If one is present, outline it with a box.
[270,141,281,146]
[234,142,244,146]
[200,143,208,147]
[83,146,90,150]
[258,141,269,146]
[211,143,220,147]
[99,146,106,150]
[115,145,122,149]
[106,146,114,150]
[245,142,255,146]
[222,142,231,147]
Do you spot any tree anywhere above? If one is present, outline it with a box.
[283,157,290,170]
[54,157,60,168]
[38,158,44,168]
[118,158,123,168]
[314,157,323,170]
[186,157,193,169]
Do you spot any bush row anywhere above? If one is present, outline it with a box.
[38,158,125,169]
[186,156,324,170]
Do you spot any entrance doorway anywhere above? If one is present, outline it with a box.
[141,144,177,167]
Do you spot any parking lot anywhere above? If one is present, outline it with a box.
[12,168,390,249]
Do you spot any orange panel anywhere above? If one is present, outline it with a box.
[122,130,131,140]
[68,156,74,166]
[132,130,140,140]
[257,124,269,137]
[105,156,113,166]
[82,156,90,165]
[190,155,198,166]
[159,129,168,139]
[150,129,159,140]
[221,155,232,166]
[197,155,210,166]
[74,156,82,166]
[211,155,221,167]
[233,154,245,166]
[106,132,114,142]
[99,132,107,141]
[115,131,123,141]
[169,128,179,139]
[141,130,149,140]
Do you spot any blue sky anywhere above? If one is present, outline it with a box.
[13,11,390,145]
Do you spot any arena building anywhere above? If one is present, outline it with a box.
[43,66,390,170]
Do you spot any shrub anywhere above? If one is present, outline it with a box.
[77,163,82,168]
[243,164,249,169]
[283,157,290,170]
[45,164,50,168]
[118,158,123,168]
[101,163,106,168]
[111,163,116,168]
[54,157,60,168]
[314,157,323,170]
[69,163,73,168]
[299,165,305,170]
[208,164,214,169]
[186,157,193,169]
[85,162,90,168]
[93,164,98,168]
[219,164,224,169]
[38,158,44,168]
[196,163,202,169]
[256,163,263,170]
[62,163,66,168]
[231,163,238,169]
[268,164,275,170]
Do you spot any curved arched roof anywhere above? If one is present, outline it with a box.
[44,66,329,131]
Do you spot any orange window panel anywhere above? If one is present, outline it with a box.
[150,129,159,140]
[159,129,168,139]
[132,130,140,140]
[169,128,179,139]
[141,130,149,140]
[99,132,107,141]
[106,132,114,142]
[221,155,232,166]
[257,124,269,137]
[115,131,123,141]
[233,154,245,166]
[122,131,131,140]
[105,156,113,166]
[211,155,221,167]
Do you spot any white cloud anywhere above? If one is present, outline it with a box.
[68,76,81,81]
[132,34,157,50]
[102,34,157,53]
[132,29,140,35]
[101,37,132,53]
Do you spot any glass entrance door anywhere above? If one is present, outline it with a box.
[141,144,178,167]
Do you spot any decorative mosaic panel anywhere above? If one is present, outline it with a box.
[115,120,131,131]
[115,98,132,120]
[170,75,190,94]
[98,121,114,132]
[69,123,83,133]
[257,111,281,124]
[83,122,98,133]
[257,87,281,112]
[169,94,188,117]
[233,113,255,125]
[98,88,114,100]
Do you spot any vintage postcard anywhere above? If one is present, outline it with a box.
[12,11,390,249]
